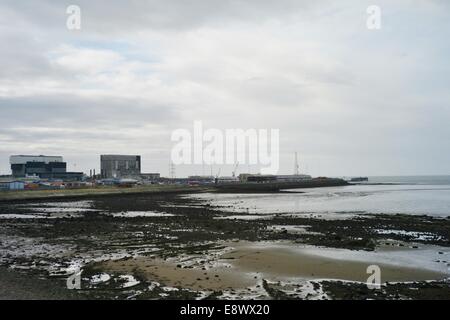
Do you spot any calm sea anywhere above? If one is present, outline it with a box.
[190,175,450,217]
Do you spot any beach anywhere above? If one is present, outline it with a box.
[0,178,449,300]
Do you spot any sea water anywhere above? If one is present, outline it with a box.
[190,176,450,217]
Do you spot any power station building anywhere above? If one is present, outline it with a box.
[100,155,141,179]
[9,155,84,181]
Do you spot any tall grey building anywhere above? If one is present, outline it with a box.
[9,155,83,181]
[100,155,141,179]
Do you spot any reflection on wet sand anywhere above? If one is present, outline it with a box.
[97,241,448,292]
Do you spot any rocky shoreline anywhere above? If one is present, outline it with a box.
[0,192,448,300]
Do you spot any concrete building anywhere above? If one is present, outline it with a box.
[100,155,141,179]
[9,155,83,181]
[10,155,63,177]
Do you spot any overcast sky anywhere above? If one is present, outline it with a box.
[0,0,449,177]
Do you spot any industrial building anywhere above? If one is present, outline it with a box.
[0,180,25,191]
[140,173,161,182]
[100,155,141,179]
[9,155,84,181]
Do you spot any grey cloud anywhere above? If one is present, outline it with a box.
[0,0,449,176]
[0,95,177,128]
[1,0,320,33]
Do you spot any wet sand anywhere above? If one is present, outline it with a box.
[100,257,254,291]
[97,241,448,292]
[222,242,447,283]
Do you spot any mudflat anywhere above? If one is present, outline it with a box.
[0,192,449,299]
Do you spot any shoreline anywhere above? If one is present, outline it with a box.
[0,185,211,203]
[0,177,350,202]
[0,191,448,300]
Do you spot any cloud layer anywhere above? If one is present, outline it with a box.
[0,0,449,176]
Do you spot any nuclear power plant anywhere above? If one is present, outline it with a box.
[9,155,83,181]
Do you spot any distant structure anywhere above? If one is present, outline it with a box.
[0,180,25,191]
[140,173,160,182]
[169,161,176,179]
[188,175,215,184]
[100,155,141,179]
[239,173,312,183]
[349,177,369,182]
[273,174,312,181]
[9,155,83,181]
[294,152,300,175]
